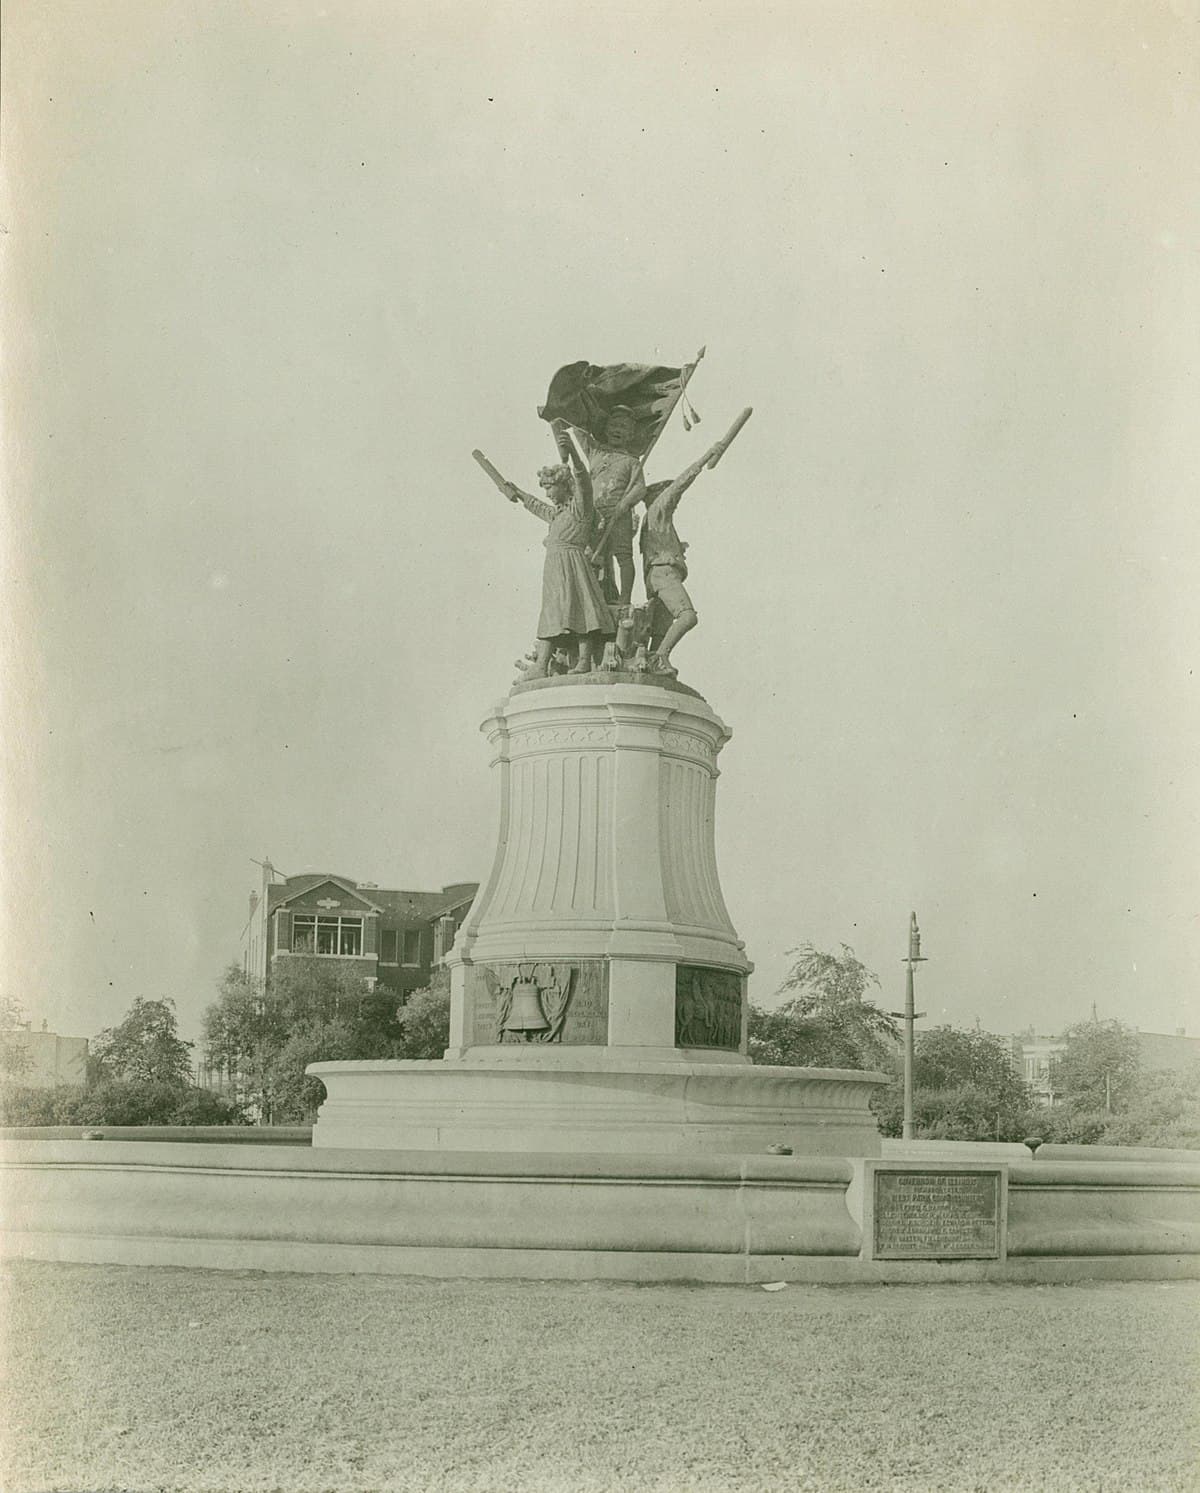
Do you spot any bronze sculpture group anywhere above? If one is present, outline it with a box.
[473,356,750,684]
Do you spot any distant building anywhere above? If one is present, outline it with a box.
[1009,1032,1065,1105]
[242,866,478,1001]
[1,1021,89,1088]
[1010,1025,1200,1105]
[1135,1028,1200,1074]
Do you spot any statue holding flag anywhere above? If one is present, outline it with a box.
[593,407,753,677]
[538,352,705,611]
[472,350,749,685]
[536,355,705,456]
[557,410,644,609]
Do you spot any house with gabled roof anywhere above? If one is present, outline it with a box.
[243,865,477,1001]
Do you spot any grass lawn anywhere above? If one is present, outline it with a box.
[2,1262,1197,1492]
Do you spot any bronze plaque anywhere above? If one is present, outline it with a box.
[675,965,743,1052]
[873,1170,1001,1260]
[465,960,608,1046]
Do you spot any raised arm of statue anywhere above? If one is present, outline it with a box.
[556,425,591,488]
[550,418,581,467]
[514,486,557,524]
[472,448,520,502]
[574,426,596,463]
[655,456,708,520]
[472,449,558,522]
[569,466,594,522]
[654,408,753,519]
[703,407,752,470]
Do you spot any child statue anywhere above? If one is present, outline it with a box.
[572,408,645,609]
[590,407,752,678]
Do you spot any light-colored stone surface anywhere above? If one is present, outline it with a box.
[884,1138,1200,1164]
[5,1138,1199,1284]
[882,1140,1032,1162]
[447,682,750,1057]
[12,1233,1200,1283]
[364,681,792,1156]
[0,1140,861,1271]
[1037,1142,1200,1164]
[308,1050,886,1155]
[1008,1159,1200,1256]
[605,959,677,1048]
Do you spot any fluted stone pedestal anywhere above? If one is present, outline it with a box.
[447,680,751,1059]
[311,679,886,1155]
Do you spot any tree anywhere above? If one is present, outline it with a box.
[397,968,451,1060]
[1052,1018,1141,1114]
[0,996,248,1128]
[265,1018,362,1122]
[748,944,898,1070]
[202,957,403,1123]
[906,1025,1022,1094]
[267,957,381,1031]
[202,965,267,1108]
[873,1025,1037,1141]
[0,996,33,1081]
[1099,1061,1200,1150]
[91,998,193,1087]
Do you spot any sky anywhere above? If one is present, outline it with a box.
[2,0,1198,1048]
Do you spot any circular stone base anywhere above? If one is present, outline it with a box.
[309,1051,887,1157]
[510,671,705,700]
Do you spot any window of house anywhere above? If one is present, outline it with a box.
[380,930,398,964]
[402,929,422,965]
[433,913,463,963]
[293,914,362,958]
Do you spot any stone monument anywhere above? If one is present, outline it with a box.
[310,356,885,1155]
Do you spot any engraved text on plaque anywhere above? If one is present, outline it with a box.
[873,1169,1002,1260]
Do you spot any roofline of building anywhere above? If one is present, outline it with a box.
[268,876,385,913]
[265,875,478,920]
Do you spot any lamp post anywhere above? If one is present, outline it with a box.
[890,913,927,1141]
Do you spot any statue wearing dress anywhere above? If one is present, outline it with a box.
[471,356,749,686]
[509,460,615,677]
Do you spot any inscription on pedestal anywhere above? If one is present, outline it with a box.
[872,1170,1002,1260]
[675,966,743,1052]
[465,960,608,1046]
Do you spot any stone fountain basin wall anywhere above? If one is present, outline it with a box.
[3,1138,1199,1284]
[307,1055,887,1157]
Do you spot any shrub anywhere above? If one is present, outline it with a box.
[0,1084,86,1126]
[163,1086,248,1126]
[1041,1103,1110,1146]
[1098,1062,1200,1150]
[873,1081,1041,1142]
[398,973,451,1060]
[0,1080,245,1128]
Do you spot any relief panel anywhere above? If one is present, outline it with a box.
[464,959,609,1046]
[674,964,744,1052]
